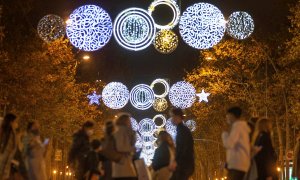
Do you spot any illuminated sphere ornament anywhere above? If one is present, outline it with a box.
[138,118,156,136]
[153,98,168,112]
[141,135,157,146]
[66,5,113,51]
[226,11,254,40]
[153,30,178,54]
[130,84,155,110]
[185,120,197,132]
[102,82,129,109]
[148,0,180,30]
[169,81,196,109]
[87,91,101,105]
[114,8,156,51]
[153,114,166,128]
[179,3,226,49]
[37,14,65,42]
[130,117,139,132]
[150,79,170,98]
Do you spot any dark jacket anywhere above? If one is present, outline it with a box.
[254,132,277,180]
[173,122,195,177]
[68,129,91,179]
[86,151,101,179]
[152,142,171,171]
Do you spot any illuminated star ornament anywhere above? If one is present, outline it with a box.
[87,91,101,105]
[196,89,210,103]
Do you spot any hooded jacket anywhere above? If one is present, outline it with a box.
[222,121,251,172]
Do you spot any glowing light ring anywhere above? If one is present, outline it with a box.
[165,119,177,137]
[179,3,226,49]
[153,98,168,112]
[130,117,139,132]
[141,135,157,146]
[66,5,113,51]
[169,81,196,109]
[226,11,254,40]
[37,14,65,42]
[138,118,156,136]
[153,114,166,128]
[154,29,178,54]
[150,79,170,98]
[148,0,180,30]
[102,82,129,109]
[87,91,101,105]
[130,84,155,110]
[114,8,156,51]
[185,120,196,132]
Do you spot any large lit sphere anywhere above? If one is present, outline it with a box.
[153,98,168,112]
[226,11,254,40]
[113,8,156,51]
[150,79,170,98]
[185,120,197,132]
[138,118,156,136]
[130,84,155,110]
[179,3,226,49]
[37,14,65,42]
[153,30,178,54]
[148,0,180,30]
[66,5,113,51]
[102,82,129,109]
[169,81,196,109]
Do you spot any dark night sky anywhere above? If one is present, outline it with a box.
[31,0,292,118]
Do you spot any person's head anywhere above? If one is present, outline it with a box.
[1,113,18,133]
[115,113,131,128]
[82,121,94,137]
[157,131,174,147]
[105,121,115,135]
[226,106,242,125]
[256,118,272,133]
[27,121,40,135]
[169,107,184,125]
[91,139,102,152]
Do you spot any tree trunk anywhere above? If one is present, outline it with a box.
[276,116,285,180]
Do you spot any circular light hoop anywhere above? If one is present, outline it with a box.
[66,5,113,51]
[153,114,166,128]
[150,79,170,98]
[153,98,168,112]
[37,14,65,43]
[130,84,155,110]
[169,81,196,109]
[148,0,180,30]
[114,8,156,51]
[154,30,178,54]
[138,118,156,136]
[102,82,129,109]
[226,11,254,40]
[179,3,226,49]
[185,120,197,132]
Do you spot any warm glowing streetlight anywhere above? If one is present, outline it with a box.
[53,170,57,174]
[205,56,213,60]
[66,19,71,25]
[277,167,281,172]
[82,55,90,60]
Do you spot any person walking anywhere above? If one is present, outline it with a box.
[253,118,277,180]
[68,121,95,180]
[222,107,251,180]
[169,108,195,180]
[0,113,20,180]
[293,135,300,180]
[152,131,176,180]
[86,139,105,180]
[112,113,137,180]
[23,121,47,180]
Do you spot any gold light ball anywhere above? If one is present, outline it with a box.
[153,98,168,112]
[153,30,178,54]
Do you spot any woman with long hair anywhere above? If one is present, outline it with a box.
[0,113,19,179]
[152,131,177,180]
[253,118,277,180]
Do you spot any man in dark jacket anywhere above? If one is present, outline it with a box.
[170,108,195,180]
[68,121,94,180]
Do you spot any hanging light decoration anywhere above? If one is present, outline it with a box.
[37,14,65,42]
[169,81,196,109]
[226,11,254,40]
[153,98,168,112]
[153,30,178,54]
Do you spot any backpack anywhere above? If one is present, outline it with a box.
[101,135,123,162]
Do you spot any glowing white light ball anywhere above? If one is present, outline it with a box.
[113,8,156,51]
[169,81,196,109]
[66,5,113,51]
[165,119,177,138]
[226,11,254,40]
[179,3,226,49]
[37,14,65,42]
[138,118,156,136]
[130,84,155,110]
[102,82,129,109]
